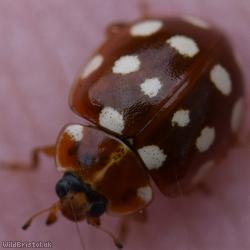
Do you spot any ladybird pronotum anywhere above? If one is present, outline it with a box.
[22,15,244,248]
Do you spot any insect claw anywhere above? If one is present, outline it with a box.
[115,241,124,249]
[22,202,60,230]
[22,220,31,230]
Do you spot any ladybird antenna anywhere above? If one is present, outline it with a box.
[69,201,86,250]
[22,201,60,230]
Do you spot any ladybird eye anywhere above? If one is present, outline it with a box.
[55,179,70,198]
[55,173,85,198]
[89,199,107,217]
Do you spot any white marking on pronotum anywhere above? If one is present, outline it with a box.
[81,54,103,79]
[210,64,232,96]
[231,97,244,133]
[140,78,162,98]
[192,160,215,184]
[130,20,163,37]
[137,186,153,203]
[196,126,215,152]
[56,124,84,172]
[138,145,167,170]
[112,55,140,74]
[166,35,200,58]
[65,124,84,142]
[182,15,210,29]
[99,107,125,134]
[172,109,190,127]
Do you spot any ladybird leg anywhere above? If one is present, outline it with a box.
[106,22,127,36]
[138,0,152,18]
[196,182,213,195]
[118,216,129,243]
[233,132,250,148]
[0,145,55,171]
[31,145,56,169]
[186,182,213,196]
[22,201,60,230]
[87,216,123,249]
[118,209,148,243]
[45,202,60,225]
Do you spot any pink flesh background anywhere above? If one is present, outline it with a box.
[0,1,249,250]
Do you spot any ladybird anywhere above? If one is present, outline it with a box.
[21,15,244,248]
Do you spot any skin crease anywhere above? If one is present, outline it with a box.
[0,0,249,249]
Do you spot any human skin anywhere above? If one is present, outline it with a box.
[0,0,249,250]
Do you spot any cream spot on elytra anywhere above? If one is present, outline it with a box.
[210,64,232,96]
[140,78,162,98]
[112,55,140,74]
[166,35,199,58]
[138,145,167,170]
[231,98,244,133]
[196,126,215,152]
[137,186,153,203]
[130,20,163,37]
[81,54,103,79]
[65,124,84,142]
[172,109,190,127]
[99,107,125,134]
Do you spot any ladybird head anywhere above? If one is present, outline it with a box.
[55,172,107,221]
[22,174,122,249]
[55,123,152,216]
[54,123,137,220]
[21,172,107,231]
